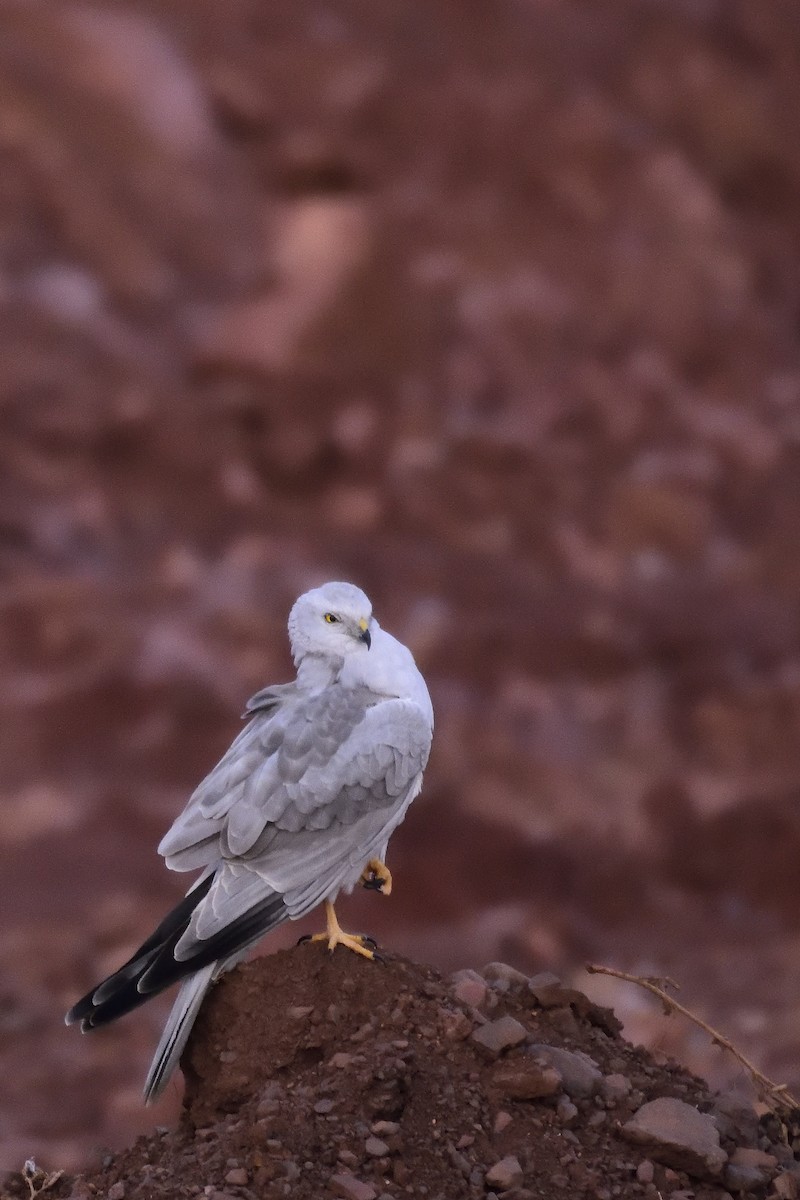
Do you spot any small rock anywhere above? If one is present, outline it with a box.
[730,1147,777,1171]
[773,1171,799,1199]
[330,1052,355,1069]
[329,1175,378,1200]
[622,1096,727,1179]
[602,1073,632,1103]
[494,1111,513,1134]
[724,1146,777,1191]
[725,1163,769,1193]
[472,1015,529,1055]
[556,1097,578,1126]
[447,1144,471,1176]
[371,1121,400,1136]
[711,1093,760,1144]
[224,1168,248,1186]
[486,1156,524,1191]
[392,1161,410,1186]
[451,969,489,1010]
[287,1005,314,1019]
[440,1008,473,1041]
[491,1057,562,1100]
[108,1185,125,1200]
[636,1160,655,1184]
[528,1045,602,1099]
[483,962,531,990]
[365,1137,390,1158]
[256,1081,283,1116]
[527,972,564,1003]
[315,1099,336,1114]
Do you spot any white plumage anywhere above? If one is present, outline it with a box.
[66,582,433,1101]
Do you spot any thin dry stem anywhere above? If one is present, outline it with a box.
[585,962,798,1112]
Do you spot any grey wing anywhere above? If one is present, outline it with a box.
[159,688,432,957]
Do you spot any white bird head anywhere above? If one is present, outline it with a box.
[288,581,373,665]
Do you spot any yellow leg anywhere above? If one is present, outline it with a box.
[308,901,377,960]
[360,858,393,896]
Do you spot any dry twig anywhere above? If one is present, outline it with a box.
[585,962,798,1112]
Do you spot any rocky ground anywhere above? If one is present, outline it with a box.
[4,948,799,1200]
[2,0,800,1176]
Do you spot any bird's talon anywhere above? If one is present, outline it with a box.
[360,858,393,896]
[296,933,312,945]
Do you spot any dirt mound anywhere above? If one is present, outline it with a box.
[18,946,799,1200]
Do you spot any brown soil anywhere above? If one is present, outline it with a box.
[7,947,797,1200]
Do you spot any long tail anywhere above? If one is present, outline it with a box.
[143,961,217,1103]
[66,872,287,1030]
[66,870,288,1098]
[65,872,217,1030]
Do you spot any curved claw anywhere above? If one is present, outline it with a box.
[296,933,313,945]
[360,859,392,896]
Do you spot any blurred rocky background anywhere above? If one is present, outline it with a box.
[2,0,800,1174]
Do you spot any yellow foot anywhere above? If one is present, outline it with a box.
[360,858,392,896]
[306,901,379,961]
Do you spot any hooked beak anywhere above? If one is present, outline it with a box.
[358,618,371,649]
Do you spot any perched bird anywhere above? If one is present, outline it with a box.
[66,581,433,1102]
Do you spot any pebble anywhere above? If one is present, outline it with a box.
[365,1136,390,1157]
[447,1145,471,1176]
[330,1052,355,1069]
[491,1057,562,1099]
[724,1146,777,1192]
[485,1155,524,1191]
[622,1096,728,1179]
[439,1008,473,1041]
[494,1111,513,1134]
[528,1044,602,1099]
[773,1172,799,1199]
[482,962,531,990]
[108,1185,125,1200]
[472,1015,529,1055]
[636,1160,655,1184]
[315,1099,336,1114]
[329,1174,378,1200]
[451,969,489,1010]
[527,972,566,1005]
[711,1093,760,1144]
[556,1097,579,1126]
[224,1168,248,1186]
[602,1073,632,1104]
[287,1005,314,1019]
[371,1121,400,1136]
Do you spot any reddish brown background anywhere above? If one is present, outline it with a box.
[2,0,800,1173]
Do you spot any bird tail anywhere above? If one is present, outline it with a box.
[143,960,216,1103]
[65,872,217,1030]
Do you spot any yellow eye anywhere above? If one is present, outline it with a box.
[324,612,338,624]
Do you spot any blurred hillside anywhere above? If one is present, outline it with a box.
[2,0,800,1172]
